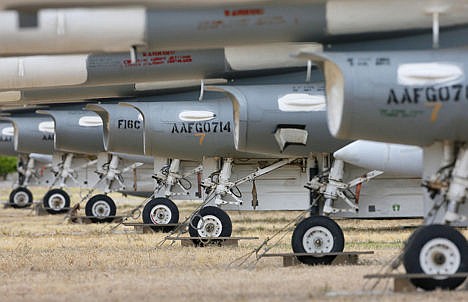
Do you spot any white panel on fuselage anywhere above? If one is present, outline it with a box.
[327,0,468,35]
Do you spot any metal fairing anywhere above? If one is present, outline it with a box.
[145,4,326,50]
[0,115,54,154]
[207,84,350,156]
[86,103,145,156]
[125,98,243,160]
[313,49,468,146]
[0,122,16,156]
[36,110,105,155]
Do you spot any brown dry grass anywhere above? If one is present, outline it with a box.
[0,187,466,302]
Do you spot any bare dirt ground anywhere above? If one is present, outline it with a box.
[0,187,466,302]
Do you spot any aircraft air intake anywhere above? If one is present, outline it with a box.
[36,110,105,155]
[0,116,55,154]
[85,104,145,156]
[303,49,468,146]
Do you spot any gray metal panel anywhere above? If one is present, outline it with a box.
[112,152,154,165]
[207,84,350,156]
[21,84,136,102]
[328,25,468,52]
[146,4,326,50]
[86,49,227,85]
[124,99,242,160]
[315,48,468,145]
[0,115,54,154]
[0,122,16,156]
[86,103,145,156]
[36,110,105,155]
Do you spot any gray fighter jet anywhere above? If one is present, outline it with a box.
[0,121,53,208]
[2,0,468,55]
[82,76,424,247]
[1,0,465,289]
[298,25,468,294]
[1,111,155,218]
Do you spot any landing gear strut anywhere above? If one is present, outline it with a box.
[187,158,297,242]
[305,159,382,215]
[295,157,380,264]
[143,159,202,228]
[404,142,467,290]
[84,154,142,222]
[43,153,80,214]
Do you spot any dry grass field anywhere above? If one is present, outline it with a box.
[0,186,466,302]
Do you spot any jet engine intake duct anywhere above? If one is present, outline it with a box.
[36,110,105,155]
[314,49,468,146]
[0,115,54,154]
[0,122,16,156]
[206,84,348,157]
[86,103,144,156]
[123,98,239,160]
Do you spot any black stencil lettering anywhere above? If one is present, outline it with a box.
[452,84,462,101]
[413,88,423,103]
[401,88,412,103]
[212,122,219,133]
[387,89,399,104]
[223,121,231,132]
[426,87,437,102]
[195,122,203,133]
[438,86,450,101]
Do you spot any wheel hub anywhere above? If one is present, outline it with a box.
[420,238,461,278]
[205,223,215,233]
[92,200,111,217]
[48,194,66,210]
[432,252,446,266]
[314,238,323,248]
[150,205,172,224]
[197,215,222,237]
[14,192,28,206]
[302,226,334,254]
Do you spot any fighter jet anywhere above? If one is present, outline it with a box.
[0,0,465,289]
[0,121,54,208]
[0,33,432,253]
[2,0,468,56]
[1,110,155,219]
[80,73,423,249]
[297,12,468,294]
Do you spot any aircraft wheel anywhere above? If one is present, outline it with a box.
[9,187,33,208]
[189,206,232,246]
[43,189,70,214]
[291,215,344,265]
[142,197,179,232]
[85,194,117,223]
[403,224,467,290]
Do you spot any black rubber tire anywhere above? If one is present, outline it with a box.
[142,197,179,232]
[9,187,33,208]
[403,224,467,290]
[42,188,70,214]
[291,216,345,265]
[85,194,117,223]
[189,206,232,246]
